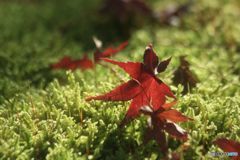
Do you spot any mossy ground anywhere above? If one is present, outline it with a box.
[0,0,240,159]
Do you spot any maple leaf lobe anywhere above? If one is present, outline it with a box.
[157,57,172,73]
[214,138,240,160]
[143,44,159,73]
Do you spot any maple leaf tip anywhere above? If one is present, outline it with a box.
[146,44,153,50]
[162,57,172,65]
[85,97,93,101]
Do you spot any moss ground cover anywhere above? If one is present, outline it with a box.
[0,0,240,159]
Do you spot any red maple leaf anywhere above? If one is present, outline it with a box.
[94,41,128,62]
[172,56,199,94]
[86,44,176,125]
[141,102,192,154]
[213,138,240,160]
[51,55,94,70]
[51,41,128,71]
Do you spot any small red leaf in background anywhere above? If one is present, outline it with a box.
[51,56,72,70]
[172,56,199,94]
[214,138,240,160]
[86,44,176,125]
[94,41,128,62]
[51,40,128,71]
[51,55,94,71]
[75,54,95,70]
[102,41,129,57]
